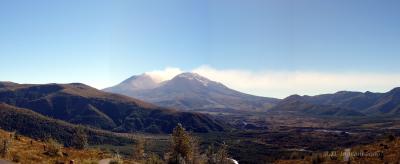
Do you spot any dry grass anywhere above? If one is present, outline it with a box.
[276,137,400,164]
[0,129,111,164]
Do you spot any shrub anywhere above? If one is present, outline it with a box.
[110,152,123,164]
[12,153,21,163]
[311,154,325,164]
[14,132,22,141]
[45,138,63,157]
[0,138,11,158]
[145,153,165,164]
[109,159,123,164]
[82,159,98,164]
[387,134,395,142]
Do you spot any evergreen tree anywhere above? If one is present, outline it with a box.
[169,123,191,163]
[215,143,230,164]
[132,137,145,160]
[168,123,203,164]
[206,143,231,164]
[71,126,88,149]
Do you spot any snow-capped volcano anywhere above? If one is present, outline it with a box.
[104,72,279,113]
[168,72,221,87]
[174,72,211,86]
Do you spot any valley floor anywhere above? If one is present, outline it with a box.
[3,113,400,164]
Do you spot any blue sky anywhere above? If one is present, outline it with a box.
[0,0,399,97]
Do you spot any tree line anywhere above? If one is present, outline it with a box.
[130,123,234,164]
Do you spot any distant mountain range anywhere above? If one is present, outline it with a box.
[269,87,400,116]
[0,82,226,133]
[104,73,279,113]
[104,72,400,117]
